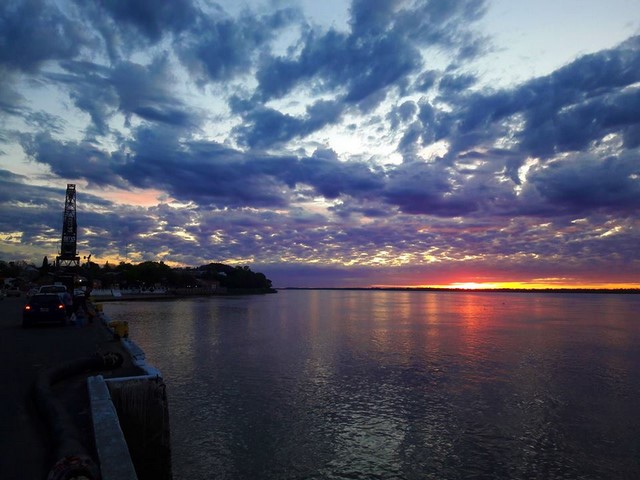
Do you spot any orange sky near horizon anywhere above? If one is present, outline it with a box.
[372,277,640,290]
[412,281,640,290]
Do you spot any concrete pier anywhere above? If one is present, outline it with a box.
[88,375,138,480]
[0,296,171,479]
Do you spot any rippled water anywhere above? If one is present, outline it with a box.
[105,290,640,479]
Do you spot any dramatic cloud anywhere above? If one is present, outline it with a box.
[1,0,639,287]
[0,0,87,72]
[180,7,301,83]
[527,152,640,212]
[19,132,126,187]
[95,0,198,42]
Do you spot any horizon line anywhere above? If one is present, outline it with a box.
[277,286,640,293]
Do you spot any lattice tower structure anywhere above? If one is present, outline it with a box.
[56,184,80,268]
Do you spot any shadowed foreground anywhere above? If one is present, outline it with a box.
[0,296,144,479]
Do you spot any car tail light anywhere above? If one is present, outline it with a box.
[58,304,65,310]
[24,305,32,311]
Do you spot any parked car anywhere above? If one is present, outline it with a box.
[22,294,67,327]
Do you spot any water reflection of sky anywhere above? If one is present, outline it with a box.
[105,291,640,479]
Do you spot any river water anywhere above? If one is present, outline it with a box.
[104,290,640,479]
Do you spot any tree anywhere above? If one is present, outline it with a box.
[135,261,172,286]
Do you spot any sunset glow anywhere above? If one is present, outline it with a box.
[410,281,640,290]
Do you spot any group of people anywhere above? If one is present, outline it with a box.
[61,286,94,324]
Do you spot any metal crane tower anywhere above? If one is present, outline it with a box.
[56,184,81,268]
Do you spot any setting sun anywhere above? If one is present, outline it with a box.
[373,280,640,290]
[448,282,500,290]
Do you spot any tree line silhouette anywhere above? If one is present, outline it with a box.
[1,258,274,292]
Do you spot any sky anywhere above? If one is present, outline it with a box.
[1,0,639,289]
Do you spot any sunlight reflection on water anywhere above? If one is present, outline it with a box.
[105,291,640,479]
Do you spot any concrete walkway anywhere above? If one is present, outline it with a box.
[0,296,143,479]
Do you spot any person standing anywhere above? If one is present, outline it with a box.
[61,287,73,323]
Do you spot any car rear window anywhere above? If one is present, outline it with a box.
[30,294,64,306]
[39,286,66,293]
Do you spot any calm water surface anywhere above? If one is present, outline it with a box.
[105,290,640,479]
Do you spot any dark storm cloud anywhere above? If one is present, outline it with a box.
[515,38,640,159]
[0,71,25,115]
[117,127,294,208]
[0,0,90,123]
[70,0,199,62]
[380,35,640,223]
[414,70,439,92]
[48,61,120,136]
[438,72,478,96]
[110,57,198,128]
[0,0,87,72]
[387,101,418,130]
[286,149,384,199]
[439,36,640,170]
[383,161,479,216]
[233,100,344,148]
[0,169,32,203]
[390,0,488,54]
[179,7,301,83]
[254,21,418,105]
[47,56,198,135]
[417,100,453,143]
[17,117,384,211]
[115,126,383,208]
[397,121,424,155]
[19,132,126,187]
[527,153,640,213]
[95,0,198,42]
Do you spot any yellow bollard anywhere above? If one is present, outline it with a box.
[108,320,129,338]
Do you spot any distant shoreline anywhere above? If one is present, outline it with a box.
[278,287,640,294]
[92,288,277,302]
